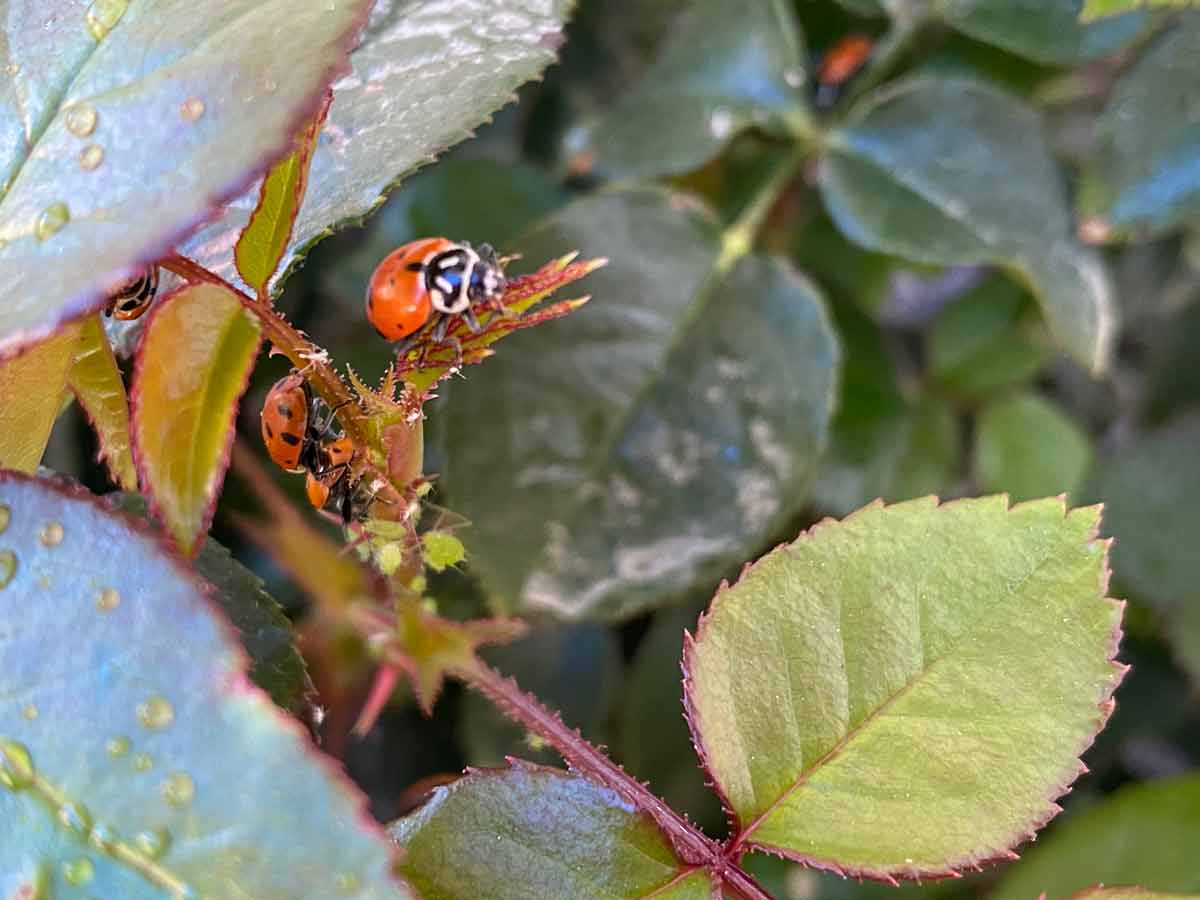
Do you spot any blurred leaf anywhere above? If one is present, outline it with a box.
[820,77,1117,372]
[0,472,409,899]
[460,624,622,767]
[975,392,1092,501]
[131,284,261,556]
[185,0,571,290]
[928,277,1051,399]
[235,95,329,297]
[1078,20,1200,241]
[67,315,135,490]
[1066,890,1200,900]
[1080,0,1199,21]
[932,0,1147,64]
[618,605,725,831]
[1144,299,1200,423]
[390,762,712,899]
[438,187,840,621]
[685,496,1123,879]
[0,324,81,472]
[0,0,368,356]
[576,0,810,178]
[990,774,1200,899]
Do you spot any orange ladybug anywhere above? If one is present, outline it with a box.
[260,372,342,474]
[305,435,367,524]
[815,34,874,109]
[366,237,505,348]
[104,266,159,320]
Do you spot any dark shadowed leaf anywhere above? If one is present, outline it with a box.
[131,284,261,556]
[0,472,410,899]
[67,314,135,490]
[437,187,839,621]
[0,324,80,472]
[820,77,1116,371]
[185,0,572,290]
[932,0,1146,65]
[975,392,1092,501]
[1077,19,1200,241]
[576,0,810,177]
[390,762,713,899]
[685,496,1123,880]
[991,774,1200,899]
[0,0,369,356]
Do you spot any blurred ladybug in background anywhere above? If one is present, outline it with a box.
[104,266,159,320]
[815,34,874,110]
[366,237,506,349]
[260,372,345,474]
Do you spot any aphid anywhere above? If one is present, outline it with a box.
[366,237,506,348]
[260,372,343,474]
[815,34,874,109]
[104,266,159,320]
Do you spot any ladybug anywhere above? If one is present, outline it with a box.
[815,34,874,109]
[260,372,344,474]
[104,266,159,320]
[305,435,367,524]
[366,237,506,347]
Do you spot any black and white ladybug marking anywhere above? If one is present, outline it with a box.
[424,242,505,318]
[104,266,159,321]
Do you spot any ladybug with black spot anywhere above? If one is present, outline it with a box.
[260,372,344,474]
[305,435,372,524]
[104,266,159,320]
[366,237,506,350]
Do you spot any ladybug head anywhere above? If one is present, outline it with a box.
[467,243,505,306]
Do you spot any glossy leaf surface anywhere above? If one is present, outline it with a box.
[438,188,839,621]
[0,0,368,355]
[0,472,410,899]
[0,324,80,472]
[991,774,1200,899]
[390,762,712,900]
[67,314,135,490]
[820,77,1116,371]
[685,496,1123,879]
[131,284,261,555]
[975,392,1091,502]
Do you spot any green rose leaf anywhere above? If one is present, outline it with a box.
[820,77,1117,372]
[1080,0,1200,21]
[438,187,839,621]
[131,284,261,556]
[184,0,572,291]
[1077,20,1200,241]
[390,761,713,900]
[575,0,810,178]
[67,314,136,491]
[0,0,369,356]
[0,324,81,472]
[0,472,410,899]
[975,392,1092,502]
[991,774,1200,899]
[685,496,1124,880]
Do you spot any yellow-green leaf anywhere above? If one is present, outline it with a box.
[132,284,261,555]
[1080,0,1199,21]
[0,323,82,472]
[67,314,135,490]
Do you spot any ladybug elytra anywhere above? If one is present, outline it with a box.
[104,266,159,321]
[260,372,343,474]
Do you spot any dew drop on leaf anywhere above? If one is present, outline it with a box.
[38,522,63,547]
[84,0,128,41]
[136,696,174,730]
[180,97,206,122]
[96,586,121,612]
[34,203,69,241]
[57,800,94,837]
[162,771,195,807]
[0,504,10,534]
[63,103,98,138]
[22,704,37,721]
[61,857,94,886]
[133,752,153,772]
[337,872,360,893]
[105,735,129,758]
[134,826,171,859]
[89,823,120,851]
[78,144,104,171]
[0,739,35,791]
[0,550,17,588]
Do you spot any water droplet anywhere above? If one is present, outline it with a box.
[89,823,119,850]
[34,203,69,241]
[0,504,10,534]
[0,550,17,588]
[85,0,128,41]
[22,704,38,721]
[0,739,35,790]
[62,857,94,886]
[96,586,121,612]
[784,67,806,88]
[162,771,195,807]
[336,872,360,893]
[137,696,174,730]
[134,826,171,859]
[79,144,104,171]
[179,97,205,122]
[133,753,153,772]
[709,107,734,139]
[106,735,129,758]
[57,800,93,836]
[38,522,63,547]
[64,103,98,138]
